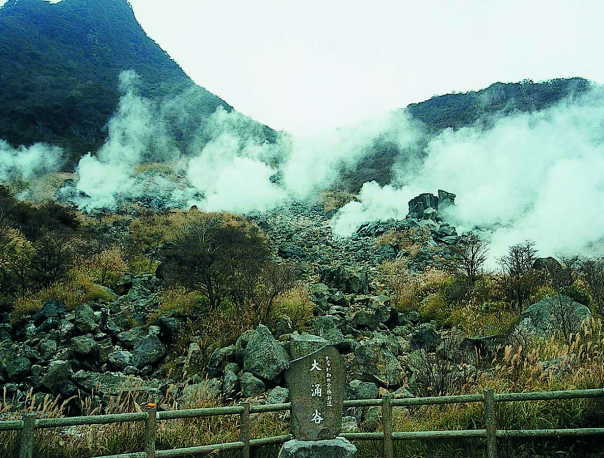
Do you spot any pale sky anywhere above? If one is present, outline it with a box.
[38,0,604,133]
[127,0,604,134]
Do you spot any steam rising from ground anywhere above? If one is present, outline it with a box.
[1,69,603,260]
[67,71,422,213]
[332,87,604,259]
[0,140,63,182]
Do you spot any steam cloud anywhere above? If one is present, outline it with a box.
[0,140,64,182]
[68,71,422,213]
[2,68,603,261]
[332,86,604,260]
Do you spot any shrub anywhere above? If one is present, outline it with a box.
[159,213,272,312]
[271,285,315,330]
[84,246,127,287]
[447,232,489,284]
[498,240,543,309]
[147,287,205,323]
[11,269,115,321]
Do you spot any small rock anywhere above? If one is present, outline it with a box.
[266,386,289,404]
[240,372,265,397]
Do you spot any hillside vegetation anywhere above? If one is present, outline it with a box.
[0,186,602,457]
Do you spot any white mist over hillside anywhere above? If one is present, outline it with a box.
[67,71,422,213]
[1,70,603,262]
[0,140,63,182]
[332,87,604,260]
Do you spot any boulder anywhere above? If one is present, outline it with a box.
[319,266,369,294]
[351,310,378,331]
[73,304,98,333]
[157,316,182,341]
[108,350,134,370]
[266,386,289,404]
[516,295,591,336]
[410,323,441,351]
[309,316,345,347]
[41,360,72,393]
[222,369,239,398]
[242,325,289,381]
[347,379,379,400]
[207,345,236,378]
[117,327,148,349]
[72,370,161,397]
[33,300,66,323]
[354,336,403,387]
[278,438,357,458]
[241,372,265,397]
[437,189,456,211]
[408,193,439,219]
[131,335,166,368]
[71,335,98,355]
[6,356,31,379]
[38,339,58,359]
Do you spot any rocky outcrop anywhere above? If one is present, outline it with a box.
[515,295,591,336]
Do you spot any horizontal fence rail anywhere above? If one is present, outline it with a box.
[0,388,602,458]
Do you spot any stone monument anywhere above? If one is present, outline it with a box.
[279,342,357,458]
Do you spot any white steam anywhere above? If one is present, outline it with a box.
[69,71,422,212]
[332,87,604,259]
[0,140,64,182]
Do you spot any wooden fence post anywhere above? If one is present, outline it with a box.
[382,394,394,458]
[484,389,497,458]
[18,413,36,458]
[240,402,251,458]
[144,403,158,458]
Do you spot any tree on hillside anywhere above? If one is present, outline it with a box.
[499,240,541,309]
[449,233,489,285]
[159,213,296,321]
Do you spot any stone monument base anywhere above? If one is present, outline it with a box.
[278,437,357,458]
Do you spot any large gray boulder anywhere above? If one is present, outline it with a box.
[310,316,345,347]
[347,379,378,400]
[132,335,166,368]
[74,304,98,333]
[6,356,31,379]
[242,325,289,381]
[41,360,72,393]
[241,372,266,397]
[117,327,148,349]
[516,295,591,336]
[207,345,236,377]
[278,438,357,458]
[319,266,369,294]
[354,335,403,387]
[71,335,98,355]
[72,370,161,397]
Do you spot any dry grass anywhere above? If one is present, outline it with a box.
[11,268,116,322]
[381,259,453,312]
[321,191,357,212]
[147,287,205,323]
[270,285,315,330]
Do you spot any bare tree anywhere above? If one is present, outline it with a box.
[499,240,541,309]
[449,233,489,284]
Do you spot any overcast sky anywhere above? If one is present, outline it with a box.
[127,1,603,134]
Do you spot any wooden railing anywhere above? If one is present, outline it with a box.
[1,388,603,458]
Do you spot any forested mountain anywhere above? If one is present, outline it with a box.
[407,77,591,131]
[0,0,234,163]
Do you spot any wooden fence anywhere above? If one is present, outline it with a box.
[1,387,603,458]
